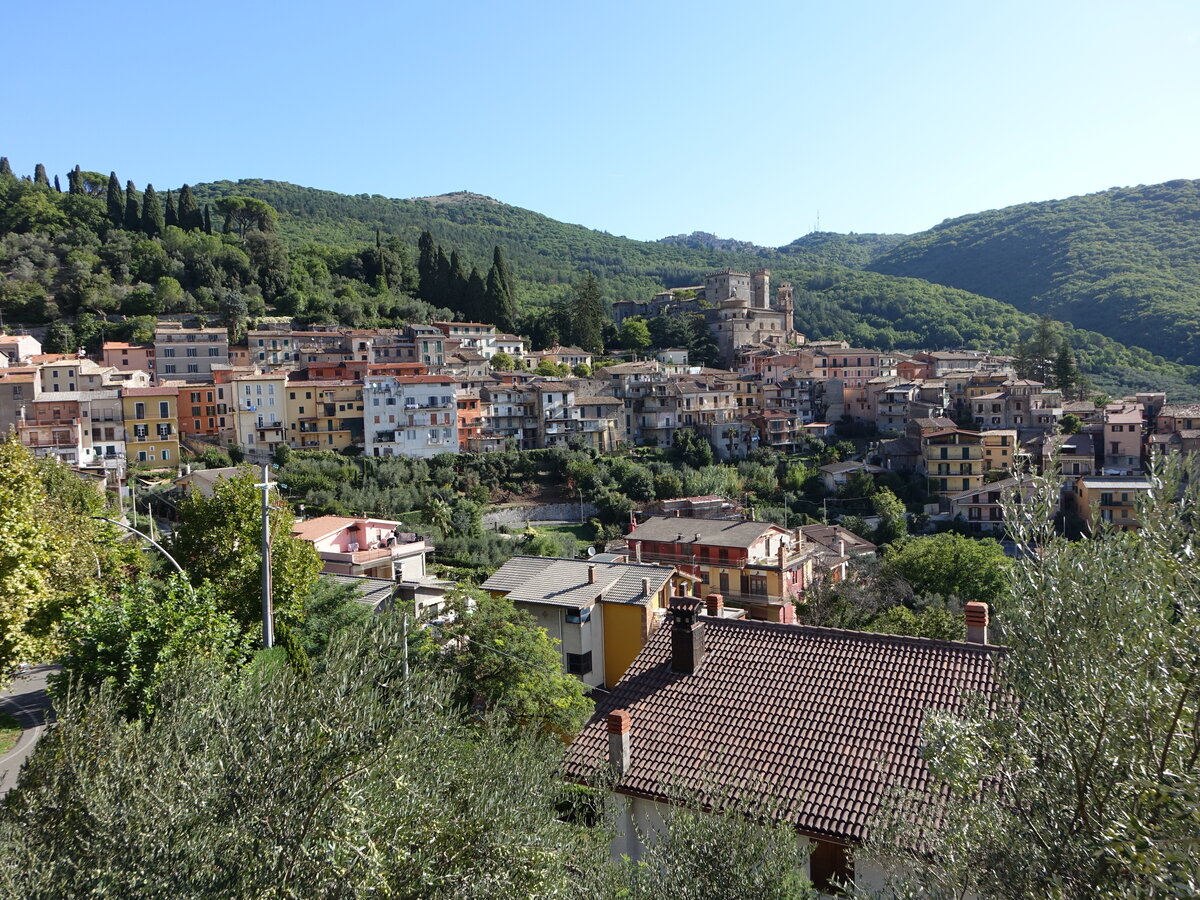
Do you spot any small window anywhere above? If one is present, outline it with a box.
[566,651,592,675]
[566,607,592,624]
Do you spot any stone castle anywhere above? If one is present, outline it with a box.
[613,268,801,364]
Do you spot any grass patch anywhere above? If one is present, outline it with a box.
[532,523,594,543]
[0,711,22,755]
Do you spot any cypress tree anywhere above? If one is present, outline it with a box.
[34,164,50,187]
[0,157,12,177]
[1053,339,1079,400]
[433,247,452,310]
[492,245,516,302]
[484,262,518,335]
[449,250,469,314]
[53,174,62,192]
[464,267,487,323]
[164,191,178,229]
[67,165,82,193]
[141,184,163,236]
[124,181,140,230]
[203,204,213,235]
[178,184,201,230]
[106,171,124,225]
[569,271,605,354]
[416,231,436,303]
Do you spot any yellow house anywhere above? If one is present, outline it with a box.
[121,386,179,468]
[1075,475,1153,532]
[921,428,985,497]
[285,379,364,451]
[981,429,1018,474]
[480,556,682,689]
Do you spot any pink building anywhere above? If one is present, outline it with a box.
[102,342,155,376]
[291,515,431,582]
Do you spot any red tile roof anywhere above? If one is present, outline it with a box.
[564,613,1005,844]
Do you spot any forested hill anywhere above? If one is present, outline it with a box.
[868,179,1200,366]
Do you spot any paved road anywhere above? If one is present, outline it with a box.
[0,665,57,797]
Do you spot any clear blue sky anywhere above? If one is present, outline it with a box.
[4,0,1197,246]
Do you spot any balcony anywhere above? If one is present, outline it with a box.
[319,536,430,566]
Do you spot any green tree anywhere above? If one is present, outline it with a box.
[122,180,139,230]
[220,290,249,343]
[170,471,321,639]
[0,157,12,177]
[463,266,487,321]
[33,163,49,187]
[163,190,178,229]
[215,196,278,238]
[1053,338,1079,398]
[105,171,123,226]
[154,276,183,312]
[42,321,76,353]
[53,575,247,719]
[619,317,652,352]
[416,230,436,304]
[202,203,212,235]
[871,487,908,545]
[140,183,163,236]
[177,183,201,230]
[878,532,1010,606]
[566,271,606,353]
[484,247,519,334]
[490,350,515,371]
[868,460,1200,897]
[1059,413,1082,435]
[439,588,592,736]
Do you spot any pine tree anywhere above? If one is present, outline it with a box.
[1053,339,1079,400]
[203,204,213,235]
[568,271,606,353]
[106,171,124,226]
[464,267,487,323]
[34,163,50,187]
[0,157,12,177]
[124,181,140,230]
[67,165,82,194]
[141,184,163,236]
[416,231,436,303]
[178,184,201,230]
[164,191,178,229]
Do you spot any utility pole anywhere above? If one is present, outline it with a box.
[257,465,275,649]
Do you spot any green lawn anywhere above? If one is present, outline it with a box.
[0,711,22,755]
[532,523,594,543]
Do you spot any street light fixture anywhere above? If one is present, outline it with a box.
[90,515,184,574]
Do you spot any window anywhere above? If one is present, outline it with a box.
[565,607,592,624]
[134,402,145,419]
[162,348,175,357]
[187,364,199,373]
[161,449,171,461]
[186,348,197,357]
[208,347,220,357]
[159,401,170,418]
[566,652,592,675]
[163,364,177,374]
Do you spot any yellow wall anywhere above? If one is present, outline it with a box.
[122,393,179,466]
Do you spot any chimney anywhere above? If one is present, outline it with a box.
[607,709,631,777]
[965,602,989,644]
[642,577,650,597]
[669,594,705,675]
[634,542,642,563]
[777,543,786,570]
[588,564,596,584]
[837,539,846,558]
[705,592,724,617]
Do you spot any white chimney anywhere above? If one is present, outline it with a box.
[642,577,650,597]
[837,539,846,558]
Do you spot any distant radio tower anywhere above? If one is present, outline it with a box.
[815,210,820,233]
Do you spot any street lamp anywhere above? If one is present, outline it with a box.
[91,515,184,574]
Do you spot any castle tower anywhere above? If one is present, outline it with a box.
[777,281,795,334]
[750,269,771,309]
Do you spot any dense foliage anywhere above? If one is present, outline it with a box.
[871,179,1200,366]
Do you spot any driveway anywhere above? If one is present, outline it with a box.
[0,664,57,797]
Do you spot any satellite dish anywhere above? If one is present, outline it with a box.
[586,546,596,558]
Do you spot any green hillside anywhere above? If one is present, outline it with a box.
[868,179,1200,366]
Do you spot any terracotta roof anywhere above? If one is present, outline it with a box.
[121,386,179,397]
[564,613,1005,843]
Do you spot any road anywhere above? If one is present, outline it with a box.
[0,665,57,797]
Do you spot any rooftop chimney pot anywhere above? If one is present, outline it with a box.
[965,601,990,644]
[588,564,596,584]
[669,594,706,674]
[607,709,631,777]
[705,593,724,617]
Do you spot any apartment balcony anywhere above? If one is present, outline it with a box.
[319,536,430,567]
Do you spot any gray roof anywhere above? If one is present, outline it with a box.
[320,573,397,610]
[481,556,674,608]
[627,516,784,550]
[1079,477,1153,490]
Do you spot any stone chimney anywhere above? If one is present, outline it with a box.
[669,594,705,675]
[642,577,650,597]
[777,543,786,570]
[634,542,642,563]
[965,601,989,644]
[837,539,846,558]
[705,592,724,617]
[588,564,596,584]
[607,709,631,777]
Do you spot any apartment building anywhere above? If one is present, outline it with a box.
[363,375,458,458]
[1075,475,1153,532]
[177,382,233,439]
[232,371,290,460]
[286,380,364,451]
[921,428,986,498]
[1103,403,1144,473]
[121,386,179,466]
[102,342,155,376]
[154,325,230,383]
